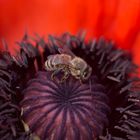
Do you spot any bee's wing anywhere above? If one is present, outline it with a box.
[57,39,76,58]
[48,35,76,57]
[47,54,57,59]
[58,47,75,57]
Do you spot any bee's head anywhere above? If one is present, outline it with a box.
[81,66,92,81]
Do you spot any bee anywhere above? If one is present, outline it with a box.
[45,54,72,83]
[45,36,92,83]
[45,53,92,83]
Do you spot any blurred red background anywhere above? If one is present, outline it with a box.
[0,0,140,69]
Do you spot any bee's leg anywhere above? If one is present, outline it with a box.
[59,66,70,83]
[51,69,62,83]
[60,71,70,83]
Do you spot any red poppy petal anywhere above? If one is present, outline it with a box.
[105,0,140,50]
[0,0,139,56]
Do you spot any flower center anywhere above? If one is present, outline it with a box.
[20,71,110,140]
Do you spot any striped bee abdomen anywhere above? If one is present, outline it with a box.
[45,54,72,71]
[45,55,56,71]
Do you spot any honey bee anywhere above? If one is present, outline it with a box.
[45,54,71,82]
[45,36,92,83]
[45,53,92,83]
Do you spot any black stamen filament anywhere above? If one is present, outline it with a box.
[0,33,139,140]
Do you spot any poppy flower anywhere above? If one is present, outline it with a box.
[0,33,140,140]
[0,1,140,140]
